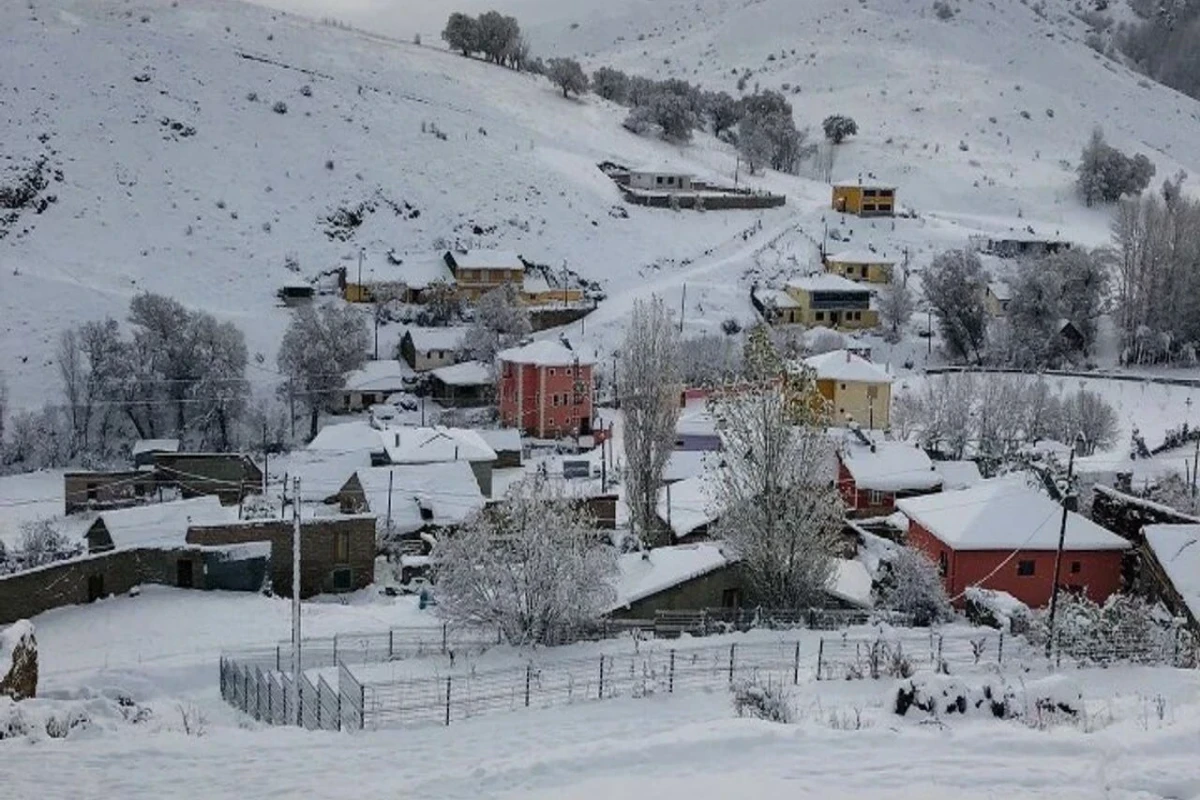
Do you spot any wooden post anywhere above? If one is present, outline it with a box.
[728,643,736,683]
[388,629,394,660]
[816,638,825,681]
[525,664,532,707]
[998,632,1004,665]
[669,650,675,693]
[793,641,801,685]
[598,656,605,699]
[445,676,452,726]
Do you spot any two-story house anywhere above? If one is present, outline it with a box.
[784,274,878,330]
[497,340,595,439]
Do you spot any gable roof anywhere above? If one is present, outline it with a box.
[933,460,984,491]
[383,426,497,464]
[403,326,469,353]
[497,339,597,367]
[308,421,387,454]
[431,361,492,387]
[786,273,869,294]
[90,496,234,550]
[473,427,522,453]
[803,350,892,384]
[132,438,181,457]
[896,481,1130,551]
[611,543,730,610]
[1143,524,1200,624]
[359,251,456,289]
[351,463,486,533]
[754,287,801,309]
[833,178,895,190]
[840,440,941,492]
[827,249,894,265]
[988,281,1013,301]
[344,360,409,393]
[657,472,721,539]
[444,249,524,271]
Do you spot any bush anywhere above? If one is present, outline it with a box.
[933,0,957,19]
[299,84,312,97]
[592,67,630,103]
[272,100,288,114]
[731,679,792,723]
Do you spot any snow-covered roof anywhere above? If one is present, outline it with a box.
[827,249,894,265]
[445,249,524,271]
[1143,525,1200,622]
[473,427,522,453]
[933,460,984,491]
[988,281,1013,301]
[754,287,800,309]
[285,449,373,503]
[833,178,895,190]
[675,403,717,438]
[611,543,730,609]
[404,326,468,353]
[353,463,485,533]
[828,559,874,609]
[840,440,941,492]
[497,339,596,367]
[803,350,892,384]
[896,481,1131,552]
[92,496,235,550]
[657,472,720,539]
[522,272,551,294]
[786,273,869,294]
[132,438,181,456]
[629,162,693,176]
[664,450,709,483]
[308,421,386,454]
[431,360,493,387]
[344,360,409,393]
[383,426,497,464]
[362,251,455,289]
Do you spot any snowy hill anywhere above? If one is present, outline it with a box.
[4,0,1200,411]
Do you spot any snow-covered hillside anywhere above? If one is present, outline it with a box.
[4,0,1200,412]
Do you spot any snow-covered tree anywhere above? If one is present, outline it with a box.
[620,297,682,546]
[1060,388,1118,454]
[441,12,480,56]
[707,381,843,609]
[189,315,249,452]
[431,476,617,645]
[705,90,741,137]
[463,284,531,363]
[822,114,858,144]
[922,249,988,363]
[1001,248,1111,368]
[591,67,629,102]
[877,273,915,343]
[546,58,588,98]
[879,547,952,626]
[679,334,742,387]
[1077,127,1155,206]
[277,304,369,440]
[18,519,79,568]
[622,91,697,142]
[475,11,522,66]
[737,104,812,174]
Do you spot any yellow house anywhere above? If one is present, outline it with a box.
[342,252,457,304]
[520,272,584,306]
[825,249,896,284]
[444,250,525,299]
[831,181,896,216]
[804,349,893,429]
[984,281,1012,317]
[784,274,879,330]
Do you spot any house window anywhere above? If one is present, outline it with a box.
[548,368,556,376]
[862,204,877,212]
[336,532,350,562]
[863,189,878,197]
[938,552,948,576]
[1017,560,1036,576]
[840,383,847,390]
[656,176,664,185]
[815,312,825,321]
[879,190,894,198]
[87,483,98,501]
[721,588,742,608]
[1070,561,1081,574]
[866,489,886,506]
[332,568,353,592]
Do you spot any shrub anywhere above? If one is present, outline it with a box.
[933,0,957,20]
[731,679,792,723]
[246,91,258,102]
[272,100,288,114]
[299,84,312,97]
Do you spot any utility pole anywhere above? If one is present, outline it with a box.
[1045,446,1077,660]
[927,308,933,356]
[679,284,687,334]
[290,477,302,723]
[261,421,269,497]
[734,156,740,189]
[385,469,394,533]
[357,247,365,299]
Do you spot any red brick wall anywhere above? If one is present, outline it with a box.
[906,520,1124,608]
[837,463,895,518]
[499,361,593,438]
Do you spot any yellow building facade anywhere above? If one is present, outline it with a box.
[825,250,895,284]
[831,182,896,216]
[784,275,879,330]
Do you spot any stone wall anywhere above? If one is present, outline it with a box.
[1091,485,1199,542]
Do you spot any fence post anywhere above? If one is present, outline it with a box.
[728,643,736,683]
[525,663,532,707]
[267,676,273,722]
[276,645,281,672]
[793,641,801,685]
[445,676,452,726]
[937,635,944,669]
[816,638,825,681]
[998,632,1004,665]
[598,656,605,699]
[333,634,338,666]
[389,629,394,660]
[669,650,675,693]
[316,681,322,728]
[244,670,250,712]
[360,683,366,731]
[442,623,448,654]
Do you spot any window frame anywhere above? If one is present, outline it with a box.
[1017,560,1036,577]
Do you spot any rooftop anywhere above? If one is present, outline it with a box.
[473,427,523,453]
[352,463,485,533]
[430,360,493,387]
[308,420,386,454]
[753,287,800,309]
[445,249,525,271]
[988,281,1013,301]
[630,161,693,176]
[91,496,235,550]
[833,178,896,190]
[785,273,870,294]
[132,438,181,456]
[383,426,497,465]
[840,439,941,493]
[403,326,469,353]
[611,543,730,610]
[1143,524,1200,623]
[933,460,984,491]
[803,350,892,384]
[896,480,1131,551]
[497,339,597,367]
[343,360,410,393]
[360,251,455,289]
[827,249,895,265]
[657,472,721,539]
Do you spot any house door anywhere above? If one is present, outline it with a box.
[177,559,194,589]
[721,588,742,608]
[829,311,841,326]
[87,574,105,602]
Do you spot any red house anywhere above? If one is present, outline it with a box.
[498,340,595,439]
[835,435,941,518]
[897,480,1130,608]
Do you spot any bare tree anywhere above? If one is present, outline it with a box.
[277,304,370,440]
[620,297,682,546]
[463,284,531,363]
[877,273,915,343]
[707,381,843,608]
[879,547,952,626]
[0,371,7,444]
[57,330,88,456]
[18,519,80,568]
[432,476,617,644]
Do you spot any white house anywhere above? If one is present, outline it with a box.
[399,327,469,372]
[628,163,694,192]
[341,360,410,412]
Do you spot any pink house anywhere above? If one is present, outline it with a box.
[498,340,596,439]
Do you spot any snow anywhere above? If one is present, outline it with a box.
[933,460,984,491]
[611,542,730,610]
[785,274,869,294]
[343,359,408,392]
[404,326,469,354]
[352,463,485,532]
[383,426,497,464]
[446,249,524,271]
[278,449,372,503]
[1143,524,1200,624]
[362,250,454,289]
[827,249,894,265]
[92,496,236,550]
[840,440,942,493]
[657,472,719,539]
[827,559,873,609]
[753,287,800,309]
[804,350,892,384]
[896,480,1131,551]
[832,178,895,190]
[431,360,493,387]
[675,402,718,438]
[0,620,34,680]
[497,339,596,367]
[521,272,551,295]
[130,439,181,457]
[0,470,70,549]
[664,450,709,483]
[473,427,523,454]
[988,281,1014,302]
[306,420,384,454]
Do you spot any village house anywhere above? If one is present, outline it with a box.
[933,460,984,492]
[398,327,469,372]
[832,180,896,216]
[132,438,180,469]
[627,164,694,192]
[153,452,263,506]
[655,471,720,545]
[897,479,1131,608]
[784,274,878,330]
[381,426,498,496]
[825,250,895,284]
[984,235,1072,259]
[751,287,803,325]
[805,349,893,429]
[64,470,159,516]
[336,462,486,535]
[497,340,596,439]
[675,402,721,452]
[985,281,1013,317]
[307,420,389,466]
[836,432,942,518]
[85,496,235,554]
[443,249,525,300]
[341,360,410,412]
[429,361,493,408]
[1140,524,1200,635]
[520,271,584,306]
[341,251,457,304]
[473,428,523,469]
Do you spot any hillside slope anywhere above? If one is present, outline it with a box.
[3,0,1200,412]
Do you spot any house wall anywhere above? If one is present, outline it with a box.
[400,335,459,372]
[522,287,585,306]
[837,463,896,518]
[628,172,694,191]
[452,267,523,299]
[186,517,375,598]
[610,563,748,619]
[907,521,1125,608]
[470,460,494,498]
[984,291,1009,317]
[784,287,879,330]
[499,361,594,438]
[64,471,158,516]
[431,378,491,409]
[829,381,891,429]
[154,454,262,506]
[826,260,893,284]
[831,186,895,216]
